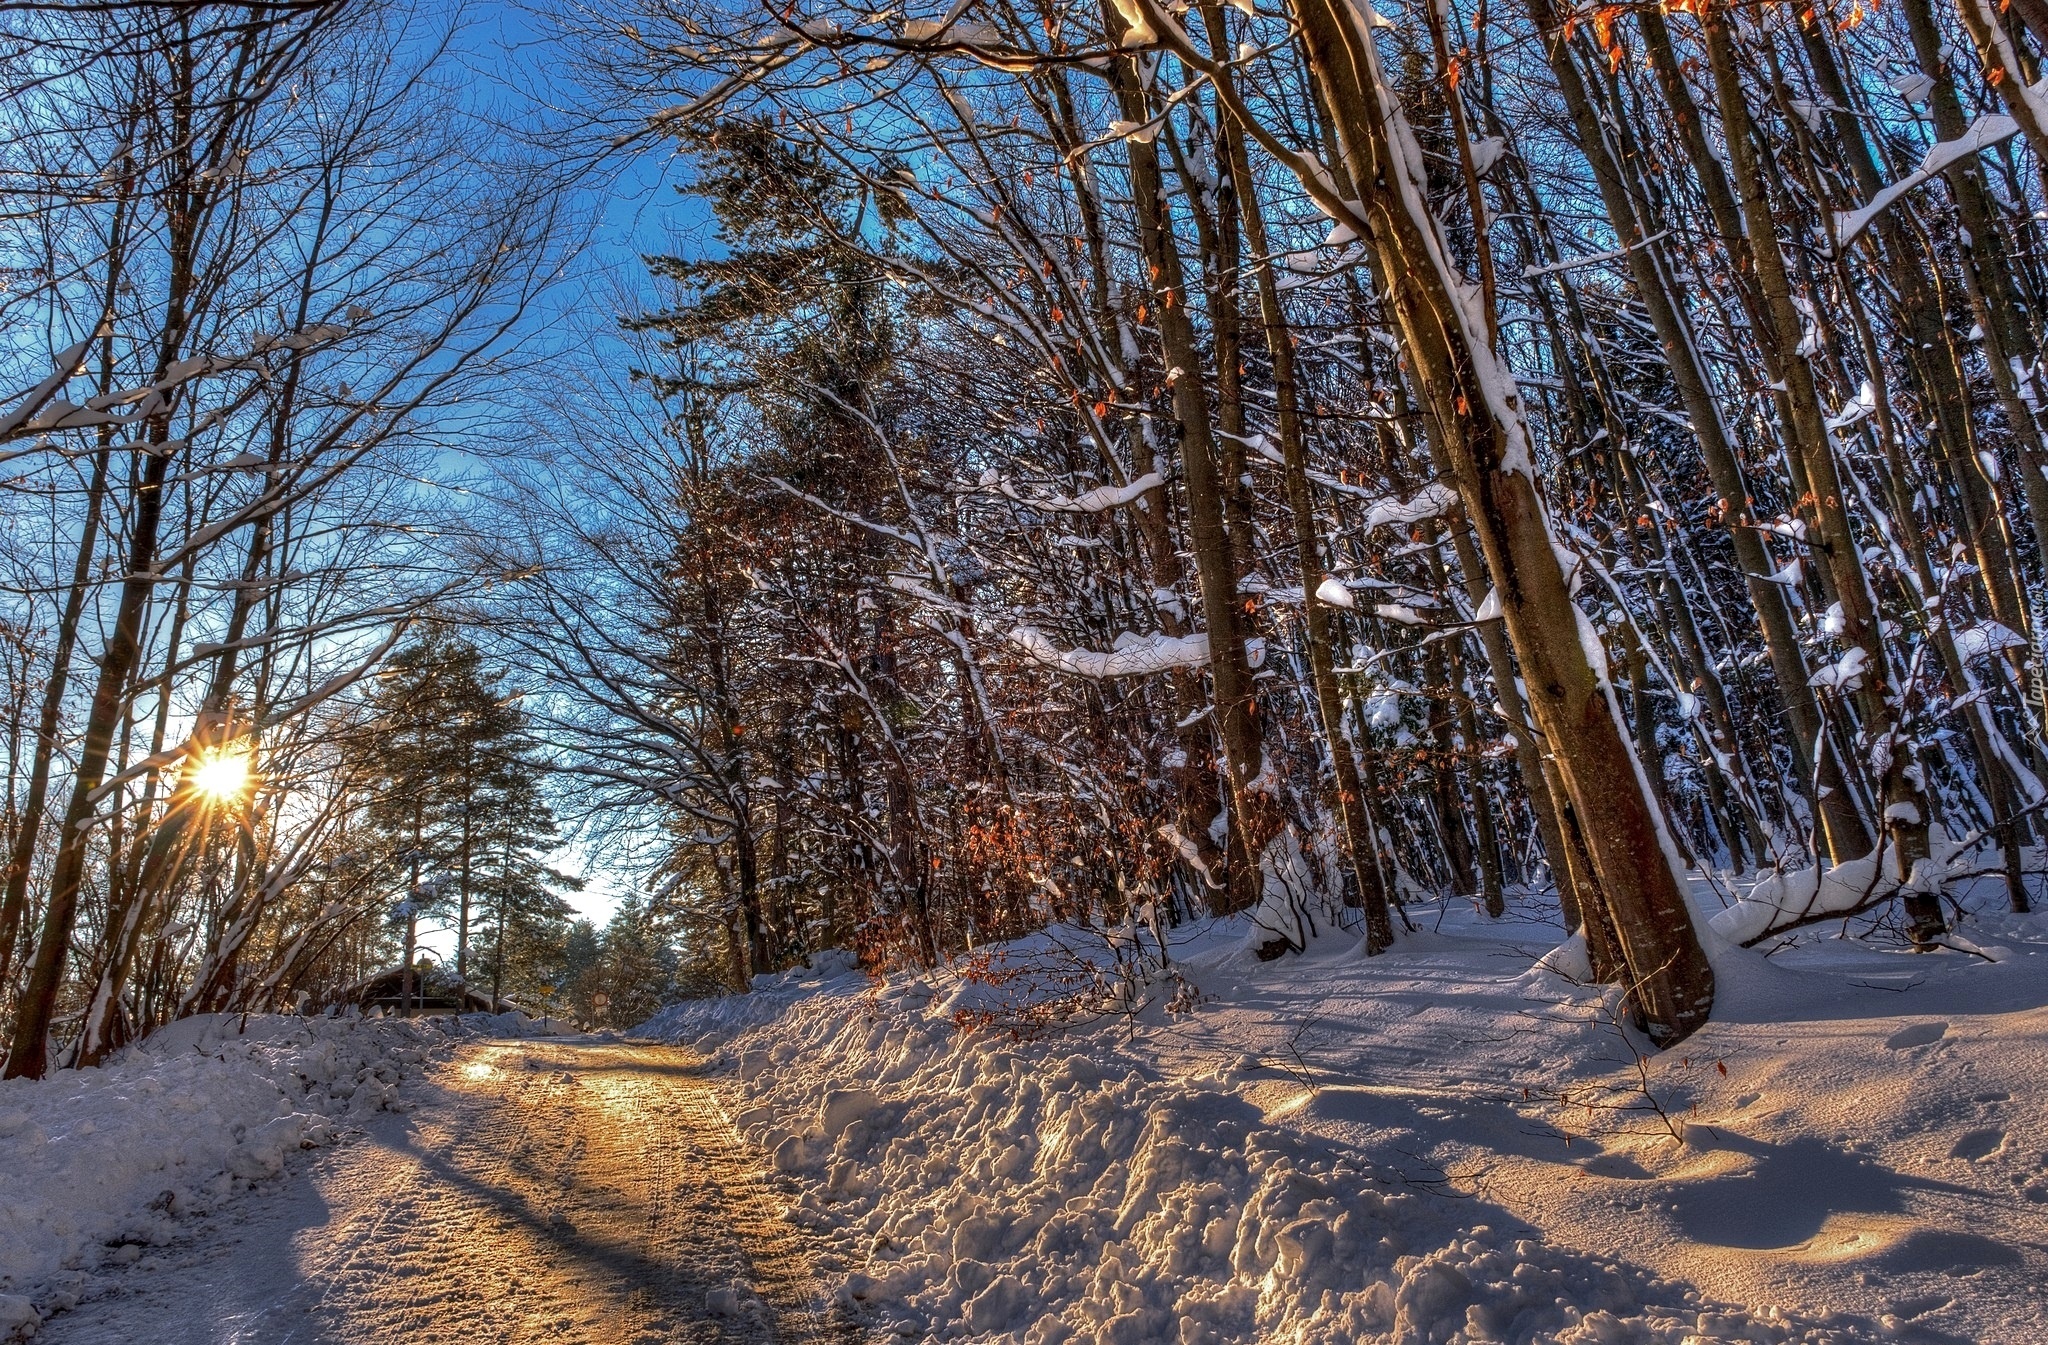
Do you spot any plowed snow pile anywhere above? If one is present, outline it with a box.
[641,890,2047,1345]
[0,1013,473,1334]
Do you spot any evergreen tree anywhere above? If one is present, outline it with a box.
[468,765,581,1008]
[558,896,677,1028]
[356,630,573,1014]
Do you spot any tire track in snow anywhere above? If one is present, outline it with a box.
[36,1038,861,1345]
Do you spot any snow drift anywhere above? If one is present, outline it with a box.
[639,929,1882,1344]
[0,1012,461,1334]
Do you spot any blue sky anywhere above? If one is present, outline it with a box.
[420,3,715,944]
[458,1,721,309]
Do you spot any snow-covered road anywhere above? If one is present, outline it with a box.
[34,1039,856,1345]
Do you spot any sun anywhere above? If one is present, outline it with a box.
[187,747,252,803]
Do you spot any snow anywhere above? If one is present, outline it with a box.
[1245,828,1334,955]
[638,883,2048,1344]
[0,1012,473,1328]
[1808,646,1869,693]
[1468,135,1507,177]
[1107,0,1155,45]
[249,324,347,353]
[1887,71,1935,105]
[1057,474,1161,512]
[1833,116,2020,249]
[1822,382,1875,432]
[1575,604,1611,686]
[1313,576,1356,609]
[1710,852,1889,946]
[1363,481,1459,531]
[1954,620,2027,662]
[1245,432,1286,464]
[987,472,1163,513]
[22,1033,839,1344]
[1708,833,1981,946]
[1010,627,1211,679]
[1958,0,2048,154]
[12,919,2042,1345]
[1009,627,1265,680]
[1760,559,1804,591]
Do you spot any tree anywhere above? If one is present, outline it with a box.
[356,630,563,1015]
[555,894,677,1028]
[0,0,570,1076]
[470,766,582,1009]
[498,0,2048,1049]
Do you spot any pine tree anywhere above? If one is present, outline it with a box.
[559,895,677,1028]
[469,765,581,1008]
[355,630,566,1014]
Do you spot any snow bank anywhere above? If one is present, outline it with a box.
[0,1013,451,1330]
[644,947,1866,1344]
[638,949,870,1048]
[448,1008,581,1038]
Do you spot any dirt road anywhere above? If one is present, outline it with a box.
[38,1038,855,1345]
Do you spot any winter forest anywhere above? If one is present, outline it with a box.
[4,0,2048,1340]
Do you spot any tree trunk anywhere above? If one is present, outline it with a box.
[1105,1,1288,917]
[1206,1,1395,947]
[1701,0,1939,937]
[1270,0,1715,1041]
[1537,0,1862,858]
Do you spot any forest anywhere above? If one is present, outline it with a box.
[5,0,2048,1081]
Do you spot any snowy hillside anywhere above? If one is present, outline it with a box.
[639,889,2048,1344]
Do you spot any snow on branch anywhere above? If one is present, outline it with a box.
[1519,229,1670,280]
[2,324,352,446]
[1954,621,2028,663]
[983,469,1163,513]
[1345,480,1459,530]
[1008,626,1265,679]
[1306,474,1459,535]
[0,333,97,441]
[1833,115,2020,250]
[1707,837,1967,946]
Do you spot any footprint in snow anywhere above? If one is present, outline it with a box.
[1948,1128,2005,1162]
[1887,1292,1950,1320]
[1883,1021,1947,1050]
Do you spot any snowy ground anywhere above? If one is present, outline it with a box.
[5,885,2039,1344]
[638,885,2048,1344]
[0,1011,454,1336]
[4,1016,851,1343]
